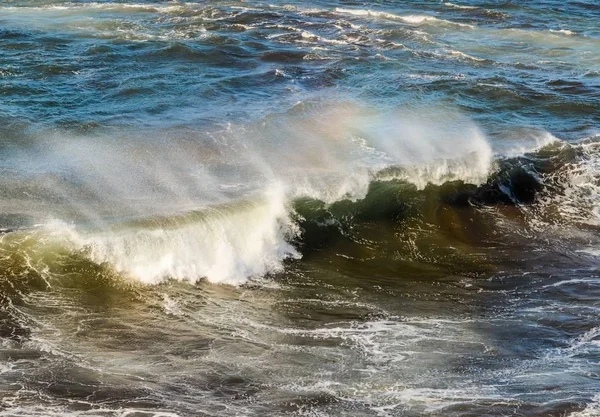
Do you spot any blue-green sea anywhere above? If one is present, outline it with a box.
[1,1,599,416]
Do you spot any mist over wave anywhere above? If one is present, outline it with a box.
[0,103,506,284]
[1,103,597,285]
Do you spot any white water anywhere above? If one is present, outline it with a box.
[556,139,600,225]
[63,184,300,285]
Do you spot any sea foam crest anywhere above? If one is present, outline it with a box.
[558,139,600,225]
[69,184,300,285]
[363,110,493,189]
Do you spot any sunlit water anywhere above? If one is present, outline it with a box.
[1,1,599,416]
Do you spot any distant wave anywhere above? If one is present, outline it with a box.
[549,29,577,36]
[334,8,475,29]
[443,2,478,10]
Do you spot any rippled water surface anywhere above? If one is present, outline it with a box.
[1,1,600,416]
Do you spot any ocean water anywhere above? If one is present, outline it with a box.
[0,0,599,416]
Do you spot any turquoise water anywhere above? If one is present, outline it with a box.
[1,1,600,416]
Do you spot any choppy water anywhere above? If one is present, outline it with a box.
[1,1,600,416]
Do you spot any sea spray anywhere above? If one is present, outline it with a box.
[0,104,502,284]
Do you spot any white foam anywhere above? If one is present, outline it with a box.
[296,30,350,46]
[546,278,600,288]
[494,130,560,158]
[549,29,576,36]
[0,406,181,417]
[396,153,492,189]
[568,326,600,352]
[162,294,184,316]
[444,2,478,10]
[65,184,300,285]
[446,49,486,62]
[578,248,600,257]
[1,2,190,14]
[334,8,474,28]
[570,394,600,417]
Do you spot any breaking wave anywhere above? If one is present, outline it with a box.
[1,132,597,285]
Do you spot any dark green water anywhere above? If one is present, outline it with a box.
[1,1,599,416]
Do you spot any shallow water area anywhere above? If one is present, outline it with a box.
[1,0,600,416]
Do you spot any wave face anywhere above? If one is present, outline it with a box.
[2,0,600,416]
